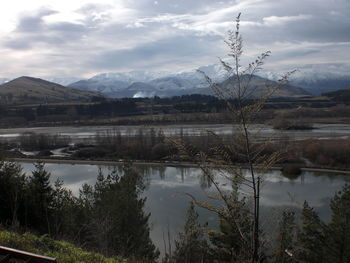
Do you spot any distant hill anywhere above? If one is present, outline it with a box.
[322,86,350,103]
[218,75,310,98]
[290,76,350,95]
[0,76,103,104]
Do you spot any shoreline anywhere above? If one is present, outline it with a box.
[7,157,350,175]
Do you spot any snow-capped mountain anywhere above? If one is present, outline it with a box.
[68,65,310,98]
[260,64,350,95]
[68,65,231,98]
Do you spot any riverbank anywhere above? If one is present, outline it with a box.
[8,157,350,175]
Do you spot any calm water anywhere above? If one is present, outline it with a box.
[19,162,349,256]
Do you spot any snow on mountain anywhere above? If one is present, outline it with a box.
[0,78,10,85]
[44,77,83,86]
[91,71,169,83]
[196,64,228,82]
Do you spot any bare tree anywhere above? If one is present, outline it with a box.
[173,13,294,263]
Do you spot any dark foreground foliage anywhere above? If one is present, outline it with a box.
[163,184,350,263]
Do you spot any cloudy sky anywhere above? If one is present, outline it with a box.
[0,0,349,79]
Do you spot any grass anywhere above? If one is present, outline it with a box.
[0,230,125,263]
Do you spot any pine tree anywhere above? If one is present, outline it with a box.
[0,161,26,227]
[51,178,78,239]
[90,164,159,261]
[324,184,350,263]
[27,162,53,234]
[170,202,212,263]
[297,201,325,263]
[208,186,251,263]
[274,210,296,263]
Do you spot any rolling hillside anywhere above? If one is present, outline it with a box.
[0,76,103,104]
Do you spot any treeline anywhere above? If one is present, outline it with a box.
[0,161,159,262]
[1,94,343,127]
[162,185,350,263]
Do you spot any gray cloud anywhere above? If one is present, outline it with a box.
[124,0,236,15]
[88,34,224,70]
[0,0,349,78]
[16,9,58,33]
[4,9,89,50]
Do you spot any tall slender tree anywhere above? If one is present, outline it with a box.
[174,13,293,263]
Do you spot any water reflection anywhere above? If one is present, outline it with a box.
[19,162,347,257]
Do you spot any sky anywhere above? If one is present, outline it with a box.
[0,0,349,79]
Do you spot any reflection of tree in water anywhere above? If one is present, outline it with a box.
[281,172,301,181]
[177,167,188,183]
[138,165,166,181]
[135,165,152,190]
[312,171,350,183]
[199,170,212,189]
[103,165,124,175]
[155,166,166,180]
[138,165,150,177]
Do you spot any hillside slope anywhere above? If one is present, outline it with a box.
[0,76,103,104]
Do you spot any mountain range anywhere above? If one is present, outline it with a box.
[68,65,310,98]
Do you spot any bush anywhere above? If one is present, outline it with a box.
[281,163,302,178]
[273,119,313,130]
[73,147,110,158]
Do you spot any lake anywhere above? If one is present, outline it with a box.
[18,162,349,257]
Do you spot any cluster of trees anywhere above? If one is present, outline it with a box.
[74,128,177,160]
[0,161,158,262]
[18,133,71,151]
